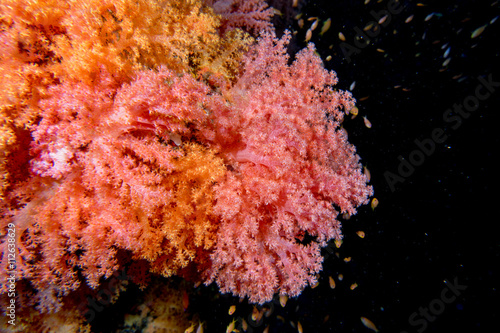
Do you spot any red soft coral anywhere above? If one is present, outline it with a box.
[204,31,373,303]
[1,67,227,312]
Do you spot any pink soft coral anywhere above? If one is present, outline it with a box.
[204,31,373,303]
[206,0,274,34]
[1,67,227,312]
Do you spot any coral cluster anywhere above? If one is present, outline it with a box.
[0,0,372,330]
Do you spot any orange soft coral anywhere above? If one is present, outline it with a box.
[0,0,250,198]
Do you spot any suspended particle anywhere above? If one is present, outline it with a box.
[350,81,356,91]
[338,32,346,41]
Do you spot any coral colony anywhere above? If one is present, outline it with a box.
[0,0,372,330]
